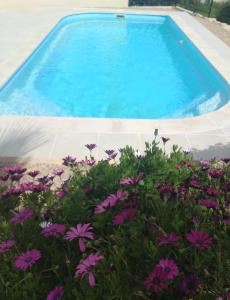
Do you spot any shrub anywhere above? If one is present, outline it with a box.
[217,3,230,25]
[0,135,230,299]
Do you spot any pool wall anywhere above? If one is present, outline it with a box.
[0,13,229,118]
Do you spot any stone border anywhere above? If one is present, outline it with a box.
[0,9,230,161]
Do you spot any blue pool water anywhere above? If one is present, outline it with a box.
[0,13,230,119]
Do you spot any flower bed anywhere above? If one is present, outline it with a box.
[0,134,230,299]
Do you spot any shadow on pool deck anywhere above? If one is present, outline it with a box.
[192,142,230,160]
[0,125,50,164]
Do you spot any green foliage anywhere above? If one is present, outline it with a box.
[217,3,230,24]
[0,137,229,300]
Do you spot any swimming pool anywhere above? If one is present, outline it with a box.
[0,13,230,119]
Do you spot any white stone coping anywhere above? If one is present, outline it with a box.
[0,9,230,160]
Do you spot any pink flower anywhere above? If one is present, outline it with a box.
[157,259,179,280]
[120,172,144,186]
[3,165,26,175]
[227,290,230,300]
[10,208,33,225]
[112,208,136,225]
[75,252,104,287]
[95,189,127,214]
[41,224,65,237]
[180,275,199,295]
[175,164,181,169]
[53,168,64,176]
[186,231,212,250]
[56,190,66,199]
[186,161,193,168]
[206,187,220,196]
[0,240,16,254]
[198,199,219,208]
[65,224,94,252]
[15,249,41,270]
[46,286,64,300]
[156,232,181,247]
[144,266,168,292]
[199,160,211,169]
[157,182,174,194]
[208,169,224,178]
[189,179,200,188]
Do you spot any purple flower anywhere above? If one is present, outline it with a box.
[85,144,96,151]
[27,170,40,178]
[189,179,200,188]
[75,252,104,287]
[112,208,136,225]
[105,149,115,156]
[206,187,220,196]
[81,158,96,166]
[157,182,174,194]
[180,275,199,295]
[1,186,24,197]
[15,249,41,270]
[157,259,179,280]
[95,189,127,214]
[208,169,224,178]
[161,137,170,144]
[178,185,188,200]
[10,174,23,182]
[56,190,66,200]
[186,161,193,167]
[25,182,47,193]
[62,156,76,167]
[156,232,180,247]
[52,168,64,176]
[186,231,212,250]
[227,290,230,300]
[120,172,144,186]
[198,199,219,208]
[144,266,168,292]
[0,174,9,181]
[3,165,26,175]
[199,160,211,169]
[41,224,65,237]
[108,152,118,160]
[10,208,33,225]
[191,216,199,225]
[65,224,94,252]
[0,240,16,254]
[46,286,64,300]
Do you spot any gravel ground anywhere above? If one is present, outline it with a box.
[194,14,230,47]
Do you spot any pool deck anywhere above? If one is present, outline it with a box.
[0,5,230,162]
